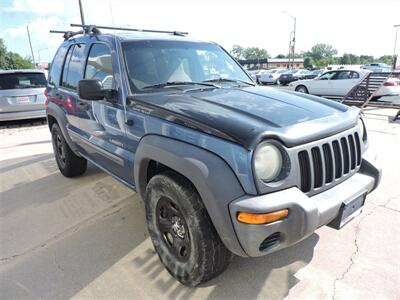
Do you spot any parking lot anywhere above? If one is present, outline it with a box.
[1,102,399,299]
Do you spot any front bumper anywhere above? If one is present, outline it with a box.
[229,147,381,257]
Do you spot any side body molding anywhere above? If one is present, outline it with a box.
[46,102,80,154]
[134,135,247,257]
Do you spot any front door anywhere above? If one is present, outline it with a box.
[309,71,337,96]
[76,43,132,183]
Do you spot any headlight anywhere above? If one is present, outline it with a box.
[358,117,366,141]
[254,143,283,182]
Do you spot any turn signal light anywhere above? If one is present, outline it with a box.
[237,209,288,225]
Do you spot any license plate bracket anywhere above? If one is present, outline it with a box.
[328,193,366,229]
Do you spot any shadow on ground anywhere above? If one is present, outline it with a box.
[1,152,318,300]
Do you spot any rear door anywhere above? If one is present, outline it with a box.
[0,72,47,114]
[333,70,360,96]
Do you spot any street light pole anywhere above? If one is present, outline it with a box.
[26,26,36,68]
[37,48,48,64]
[283,11,296,69]
[393,24,400,70]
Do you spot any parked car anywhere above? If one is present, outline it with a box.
[303,69,324,79]
[247,70,259,82]
[258,69,286,85]
[46,25,381,287]
[278,69,310,85]
[361,63,391,73]
[0,69,47,121]
[289,69,400,98]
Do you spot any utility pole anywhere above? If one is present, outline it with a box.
[283,11,296,69]
[393,24,400,71]
[78,0,85,25]
[26,26,36,68]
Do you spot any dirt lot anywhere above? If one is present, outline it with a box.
[0,108,399,300]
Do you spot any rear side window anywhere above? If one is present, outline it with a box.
[48,46,67,86]
[85,43,114,89]
[0,73,47,90]
[62,44,86,90]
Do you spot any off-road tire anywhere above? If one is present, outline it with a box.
[51,123,87,177]
[145,171,233,286]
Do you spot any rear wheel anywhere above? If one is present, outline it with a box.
[295,85,309,93]
[145,171,232,286]
[51,123,87,177]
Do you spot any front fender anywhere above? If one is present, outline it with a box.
[134,134,247,257]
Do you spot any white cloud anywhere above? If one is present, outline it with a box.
[3,0,70,16]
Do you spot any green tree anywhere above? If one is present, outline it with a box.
[275,54,286,58]
[303,57,315,69]
[243,47,269,60]
[0,38,34,70]
[230,44,245,60]
[306,43,338,61]
[376,55,393,65]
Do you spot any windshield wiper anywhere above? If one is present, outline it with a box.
[203,78,255,86]
[143,81,220,89]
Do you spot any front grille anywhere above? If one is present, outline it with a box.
[298,131,362,194]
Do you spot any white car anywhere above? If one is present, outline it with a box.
[289,69,400,99]
[258,69,286,85]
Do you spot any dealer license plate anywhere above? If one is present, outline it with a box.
[16,96,31,103]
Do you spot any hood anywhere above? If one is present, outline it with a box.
[127,86,359,149]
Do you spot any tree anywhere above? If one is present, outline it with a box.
[306,43,338,61]
[303,57,315,69]
[230,44,245,60]
[275,54,286,58]
[0,38,34,70]
[243,47,269,60]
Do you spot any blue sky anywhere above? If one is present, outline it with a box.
[1,0,400,63]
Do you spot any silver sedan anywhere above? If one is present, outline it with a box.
[0,70,47,121]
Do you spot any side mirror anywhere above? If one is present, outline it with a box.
[78,79,114,101]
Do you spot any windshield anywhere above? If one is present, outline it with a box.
[122,40,251,91]
[0,72,47,90]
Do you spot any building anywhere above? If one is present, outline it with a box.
[238,58,304,70]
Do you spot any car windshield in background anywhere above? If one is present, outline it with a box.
[0,73,47,90]
[122,40,251,91]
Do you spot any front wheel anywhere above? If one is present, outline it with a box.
[295,85,309,93]
[145,171,232,286]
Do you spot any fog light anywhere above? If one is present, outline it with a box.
[237,209,289,225]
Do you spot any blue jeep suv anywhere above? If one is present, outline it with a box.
[46,25,381,286]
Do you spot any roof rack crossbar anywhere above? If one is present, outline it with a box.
[50,29,85,41]
[70,23,188,36]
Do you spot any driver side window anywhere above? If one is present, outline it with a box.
[84,43,114,89]
[319,71,337,80]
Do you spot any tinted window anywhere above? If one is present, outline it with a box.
[85,44,113,89]
[0,73,47,90]
[48,46,67,86]
[62,44,86,90]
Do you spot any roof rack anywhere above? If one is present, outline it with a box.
[70,24,188,36]
[49,26,99,41]
[50,24,188,41]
